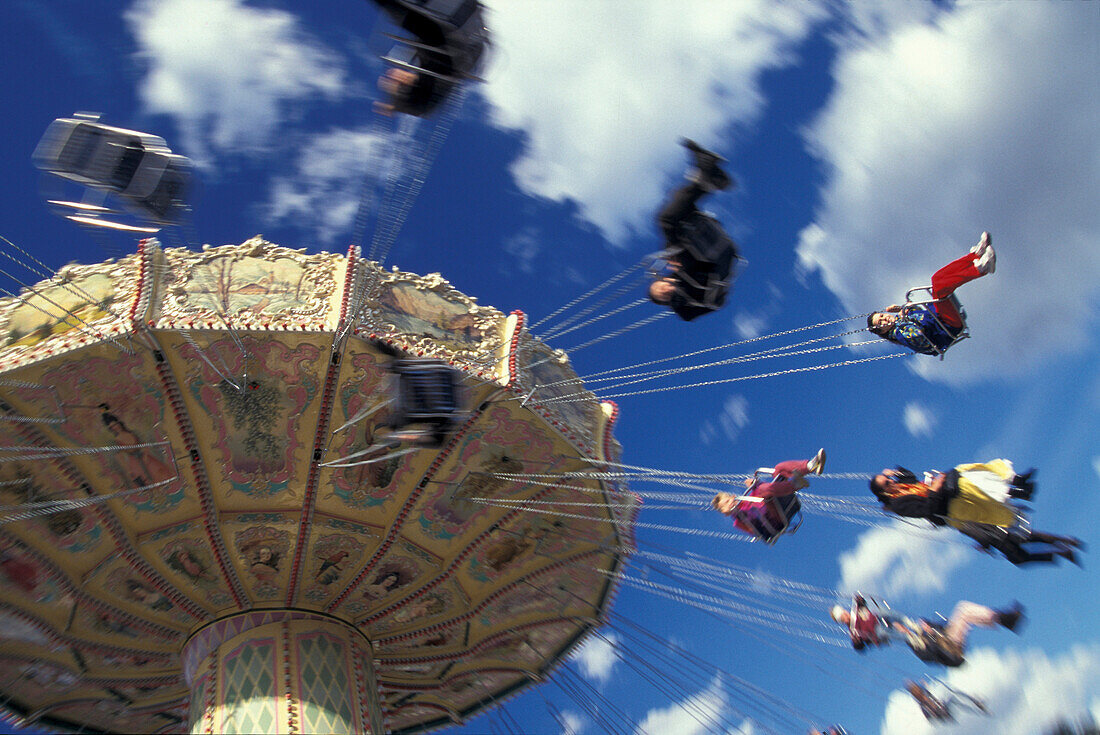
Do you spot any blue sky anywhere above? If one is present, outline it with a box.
[2,1,1099,734]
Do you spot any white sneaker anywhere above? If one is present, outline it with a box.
[971,231,992,256]
[976,242,996,274]
[807,448,826,475]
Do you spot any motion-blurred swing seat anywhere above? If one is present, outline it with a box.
[374,0,489,116]
[389,358,462,447]
[32,114,191,224]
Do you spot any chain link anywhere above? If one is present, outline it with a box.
[542,351,907,404]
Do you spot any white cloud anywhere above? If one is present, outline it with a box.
[731,718,755,735]
[572,632,620,684]
[481,0,827,242]
[796,2,1100,383]
[634,675,729,735]
[700,395,749,445]
[502,226,542,274]
[718,394,749,443]
[265,126,387,245]
[843,3,937,39]
[837,520,969,598]
[126,0,345,164]
[902,402,936,439]
[1092,457,1100,482]
[880,645,1100,735]
[733,311,769,340]
[559,710,584,735]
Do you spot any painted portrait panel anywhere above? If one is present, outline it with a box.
[234,524,292,599]
[158,538,230,607]
[104,568,188,625]
[301,533,366,604]
[30,353,187,516]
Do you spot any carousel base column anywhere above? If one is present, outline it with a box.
[182,611,384,734]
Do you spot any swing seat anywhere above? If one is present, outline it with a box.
[389,359,463,447]
[33,115,191,224]
[678,213,739,272]
[733,485,803,545]
[647,245,744,315]
[381,49,466,83]
[375,0,489,116]
[902,287,970,360]
[914,676,989,721]
[387,0,483,33]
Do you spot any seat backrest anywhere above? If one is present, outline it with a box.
[902,286,970,359]
[762,494,803,542]
[734,491,801,544]
[58,123,102,174]
[395,359,460,420]
[679,214,738,277]
[400,0,478,28]
[387,0,487,73]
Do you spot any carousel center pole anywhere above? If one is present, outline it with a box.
[182,611,384,734]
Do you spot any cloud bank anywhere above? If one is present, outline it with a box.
[718,394,750,443]
[838,521,969,598]
[796,2,1100,383]
[559,709,584,735]
[126,0,345,164]
[880,645,1100,735]
[572,632,620,685]
[481,0,827,242]
[266,126,387,245]
[902,402,936,440]
[633,675,730,735]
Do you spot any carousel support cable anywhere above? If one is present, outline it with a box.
[561,310,673,355]
[556,664,634,735]
[594,626,794,735]
[607,617,824,732]
[0,478,174,524]
[534,576,814,735]
[541,351,908,404]
[467,497,756,543]
[537,270,650,342]
[540,297,648,343]
[578,332,877,395]
[641,549,841,607]
[615,567,839,633]
[591,629,765,735]
[178,332,240,391]
[529,259,648,332]
[604,570,846,648]
[648,562,837,623]
[568,312,877,385]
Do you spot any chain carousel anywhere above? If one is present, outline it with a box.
[0,236,635,734]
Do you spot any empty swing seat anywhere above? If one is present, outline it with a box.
[390,359,462,446]
[33,115,191,224]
